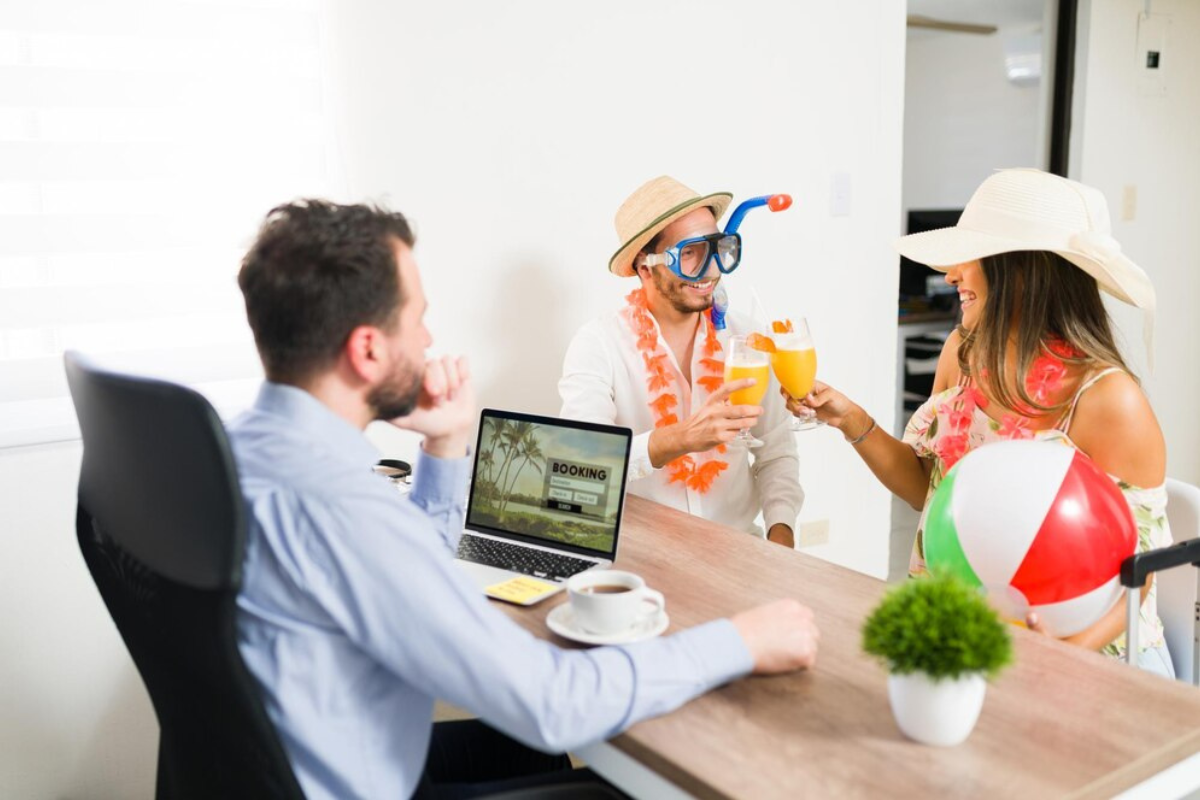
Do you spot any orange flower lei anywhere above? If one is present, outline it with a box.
[623,288,729,493]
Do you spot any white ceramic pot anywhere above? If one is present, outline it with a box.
[887,671,987,746]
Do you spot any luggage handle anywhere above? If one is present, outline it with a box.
[1119,539,1200,667]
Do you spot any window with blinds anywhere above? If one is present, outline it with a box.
[0,0,342,447]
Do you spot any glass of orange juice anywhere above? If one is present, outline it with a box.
[771,317,824,431]
[724,335,770,448]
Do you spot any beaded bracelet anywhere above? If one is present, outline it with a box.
[845,416,877,446]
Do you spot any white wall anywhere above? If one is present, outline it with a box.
[902,28,1043,212]
[331,0,906,577]
[0,442,158,798]
[1071,0,1200,485]
[0,2,906,797]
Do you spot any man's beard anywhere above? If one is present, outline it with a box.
[369,359,422,421]
[650,266,715,315]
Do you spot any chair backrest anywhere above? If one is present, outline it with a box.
[1159,478,1200,686]
[64,352,305,799]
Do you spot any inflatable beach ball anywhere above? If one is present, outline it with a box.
[924,440,1137,637]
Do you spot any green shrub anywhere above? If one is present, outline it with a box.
[862,573,1013,681]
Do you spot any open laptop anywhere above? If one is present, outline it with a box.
[454,409,633,604]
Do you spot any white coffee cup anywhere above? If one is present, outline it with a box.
[566,570,665,636]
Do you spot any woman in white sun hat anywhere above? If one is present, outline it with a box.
[786,168,1173,677]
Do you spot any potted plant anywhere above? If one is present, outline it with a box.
[862,572,1013,746]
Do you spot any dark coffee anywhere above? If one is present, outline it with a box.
[580,584,632,595]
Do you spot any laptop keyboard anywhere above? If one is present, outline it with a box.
[457,535,596,582]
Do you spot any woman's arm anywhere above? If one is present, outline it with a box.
[784,330,964,510]
[1028,582,1152,651]
[784,385,931,510]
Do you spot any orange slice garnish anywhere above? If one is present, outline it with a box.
[746,333,777,353]
[771,319,794,334]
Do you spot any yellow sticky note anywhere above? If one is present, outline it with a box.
[485,576,563,605]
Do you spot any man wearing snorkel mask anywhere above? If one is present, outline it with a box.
[560,176,802,547]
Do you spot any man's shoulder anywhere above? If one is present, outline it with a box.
[565,310,631,359]
[570,308,626,338]
[228,413,379,507]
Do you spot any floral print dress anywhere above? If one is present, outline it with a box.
[902,368,1169,659]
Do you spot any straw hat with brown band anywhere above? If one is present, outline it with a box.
[893,168,1157,367]
[608,176,733,278]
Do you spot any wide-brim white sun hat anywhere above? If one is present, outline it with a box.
[894,168,1156,362]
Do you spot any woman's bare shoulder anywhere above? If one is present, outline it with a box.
[1070,369,1165,487]
[932,328,963,394]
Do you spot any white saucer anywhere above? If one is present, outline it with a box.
[546,603,669,645]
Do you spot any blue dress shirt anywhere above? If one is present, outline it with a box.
[229,383,753,800]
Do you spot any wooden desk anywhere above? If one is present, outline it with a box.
[500,495,1200,799]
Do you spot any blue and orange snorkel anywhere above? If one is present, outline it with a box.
[710,193,792,331]
[724,193,793,235]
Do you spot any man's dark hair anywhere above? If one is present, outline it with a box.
[238,199,415,383]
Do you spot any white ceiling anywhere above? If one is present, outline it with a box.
[909,0,1047,34]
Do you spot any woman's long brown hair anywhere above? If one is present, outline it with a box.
[957,250,1133,416]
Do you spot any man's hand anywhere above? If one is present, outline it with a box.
[389,356,475,459]
[648,380,763,467]
[731,599,819,674]
[767,523,794,549]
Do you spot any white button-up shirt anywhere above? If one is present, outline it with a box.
[559,307,803,536]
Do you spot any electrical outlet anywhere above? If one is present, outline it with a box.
[799,519,830,547]
[1122,184,1137,221]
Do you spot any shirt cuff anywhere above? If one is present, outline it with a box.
[411,447,472,508]
[627,430,659,481]
[676,618,755,688]
[763,499,799,534]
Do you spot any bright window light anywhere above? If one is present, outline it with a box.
[0,0,344,446]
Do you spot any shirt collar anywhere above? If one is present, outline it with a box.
[252,381,380,469]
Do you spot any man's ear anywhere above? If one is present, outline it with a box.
[635,252,652,281]
[343,325,387,383]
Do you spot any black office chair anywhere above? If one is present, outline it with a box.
[67,353,629,799]
[65,351,305,799]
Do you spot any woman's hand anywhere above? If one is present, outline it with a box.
[1025,582,1152,651]
[1025,611,1050,636]
[781,380,866,436]
[787,381,930,510]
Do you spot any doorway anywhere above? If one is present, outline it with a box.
[889,0,1075,581]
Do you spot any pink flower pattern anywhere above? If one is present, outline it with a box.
[918,337,1078,473]
[944,404,973,434]
[932,432,969,470]
[1025,356,1067,408]
[959,383,989,411]
[997,414,1034,440]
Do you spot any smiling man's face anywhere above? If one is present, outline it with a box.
[640,207,721,315]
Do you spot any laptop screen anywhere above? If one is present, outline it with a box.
[465,409,632,559]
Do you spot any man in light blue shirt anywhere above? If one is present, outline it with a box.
[230,200,821,799]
